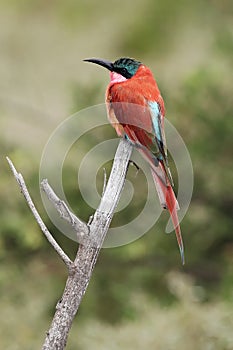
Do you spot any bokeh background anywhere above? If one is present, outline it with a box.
[0,1,233,349]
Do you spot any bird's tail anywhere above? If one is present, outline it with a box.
[151,168,185,265]
[123,129,185,264]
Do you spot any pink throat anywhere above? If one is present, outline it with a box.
[109,71,127,84]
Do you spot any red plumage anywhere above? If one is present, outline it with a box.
[106,65,185,264]
[84,57,184,263]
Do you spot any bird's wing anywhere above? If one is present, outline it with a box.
[107,84,154,136]
[147,101,174,186]
[107,83,174,186]
[106,84,167,185]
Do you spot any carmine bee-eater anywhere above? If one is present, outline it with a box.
[84,57,185,264]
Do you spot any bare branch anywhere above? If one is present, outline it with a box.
[6,157,73,269]
[88,138,134,247]
[41,179,89,244]
[42,139,133,349]
[7,138,134,350]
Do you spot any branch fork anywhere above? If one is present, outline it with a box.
[7,138,133,350]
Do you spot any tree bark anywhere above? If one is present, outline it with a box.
[42,138,133,349]
[8,138,133,350]
[42,245,100,350]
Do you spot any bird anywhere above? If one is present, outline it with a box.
[84,57,185,264]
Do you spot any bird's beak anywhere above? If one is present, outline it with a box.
[83,58,114,71]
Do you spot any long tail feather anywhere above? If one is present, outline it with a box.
[149,161,185,264]
[165,185,185,265]
[124,130,185,264]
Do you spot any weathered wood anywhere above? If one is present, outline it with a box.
[41,179,90,246]
[8,138,133,350]
[6,157,73,269]
[42,138,133,349]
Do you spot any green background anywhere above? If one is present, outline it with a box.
[0,1,233,349]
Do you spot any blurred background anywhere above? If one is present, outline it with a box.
[0,0,233,349]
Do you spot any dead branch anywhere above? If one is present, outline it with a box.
[7,138,133,350]
[6,157,72,269]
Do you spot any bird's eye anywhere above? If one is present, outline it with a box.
[121,68,128,75]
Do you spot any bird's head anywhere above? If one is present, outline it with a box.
[84,57,141,79]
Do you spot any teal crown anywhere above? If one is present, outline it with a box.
[113,57,142,79]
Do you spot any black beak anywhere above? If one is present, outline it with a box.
[83,58,114,72]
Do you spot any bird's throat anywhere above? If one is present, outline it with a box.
[110,71,127,84]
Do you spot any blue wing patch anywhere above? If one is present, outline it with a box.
[148,101,163,144]
[148,101,174,186]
